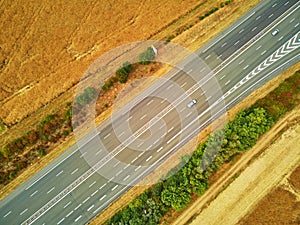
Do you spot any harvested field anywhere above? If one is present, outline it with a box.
[238,164,300,225]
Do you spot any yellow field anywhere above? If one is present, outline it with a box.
[0,0,203,125]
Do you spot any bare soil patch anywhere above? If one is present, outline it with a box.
[290,165,300,191]
[239,187,300,225]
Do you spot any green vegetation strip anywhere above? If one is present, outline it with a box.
[104,70,300,224]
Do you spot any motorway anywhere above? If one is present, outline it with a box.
[1,0,300,224]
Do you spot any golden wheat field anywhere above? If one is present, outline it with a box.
[0,0,204,125]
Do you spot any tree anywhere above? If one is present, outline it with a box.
[116,67,129,83]
[138,47,156,65]
[115,62,133,83]
[161,185,191,211]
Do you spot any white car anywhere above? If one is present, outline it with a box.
[187,99,197,108]
[271,29,279,36]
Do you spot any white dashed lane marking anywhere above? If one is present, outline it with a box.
[103,133,111,139]
[30,190,38,197]
[47,187,55,194]
[99,195,106,201]
[56,170,63,177]
[71,168,78,175]
[66,210,74,218]
[20,208,28,216]
[74,204,82,211]
[89,181,96,188]
[63,201,71,209]
[146,156,152,162]
[3,211,12,218]
[75,215,82,222]
[57,218,65,224]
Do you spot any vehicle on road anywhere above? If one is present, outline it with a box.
[271,29,279,36]
[187,99,197,108]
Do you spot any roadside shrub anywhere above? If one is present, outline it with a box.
[116,61,134,83]
[102,84,108,90]
[225,0,232,5]
[138,47,156,65]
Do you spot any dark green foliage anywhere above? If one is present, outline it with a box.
[198,0,232,22]
[225,0,232,5]
[165,35,175,44]
[101,84,108,90]
[224,107,274,152]
[205,7,219,17]
[64,108,73,119]
[138,47,156,65]
[39,114,57,127]
[105,104,277,223]
[36,149,46,157]
[116,61,134,83]
[106,190,163,225]
[199,15,205,20]
[122,61,134,73]
[116,67,128,83]
[161,185,192,211]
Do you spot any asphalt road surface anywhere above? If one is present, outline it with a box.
[0,0,299,224]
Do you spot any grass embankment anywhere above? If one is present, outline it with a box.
[103,70,300,225]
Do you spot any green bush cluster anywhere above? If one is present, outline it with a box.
[138,47,156,65]
[102,61,134,90]
[106,105,275,224]
[116,61,134,83]
[164,35,175,44]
